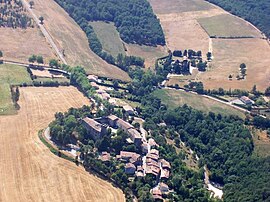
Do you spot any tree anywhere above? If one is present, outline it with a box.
[36,56,44,64]
[29,1,34,9]
[0,50,3,57]
[207,52,212,60]
[241,68,247,76]
[28,55,36,63]
[265,87,270,96]
[49,59,59,68]
[240,63,246,69]
[113,80,119,89]
[39,16,44,24]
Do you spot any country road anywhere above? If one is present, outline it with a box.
[21,0,67,65]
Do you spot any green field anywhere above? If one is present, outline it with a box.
[153,88,245,118]
[198,14,262,38]
[90,21,125,57]
[0,64,32,115]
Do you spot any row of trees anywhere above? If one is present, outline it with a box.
[28,55,44,64]
[0,0,33,28]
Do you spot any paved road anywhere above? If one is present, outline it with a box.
[21,0,67,65]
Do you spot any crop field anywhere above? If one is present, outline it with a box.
[90,21,125,58]
[26,0,130,81]
[198,14,262,38]
[0,86,125,202]
[0,27,56,63]
[153,88,245,118]
[149,0,270,91]
[0,64,32,115]
[148,0,214,14]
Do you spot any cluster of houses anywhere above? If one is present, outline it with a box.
[82,114,171,200]
[231,96,255,106]
[82,115,142,146]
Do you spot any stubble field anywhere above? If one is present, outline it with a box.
[0,27,56,63]
[0,87,125,202]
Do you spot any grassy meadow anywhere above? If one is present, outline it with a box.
[153,88,245,118]
[90,21,126,57]
[198,14,262,38]
[0,64,32,115]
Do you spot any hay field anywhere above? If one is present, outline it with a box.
[0,64,32,115]
[148,0,214,14]
[0,86,125,202]
[198,14,262,38]
[90,21,125,58]
[149,0,270,91]
[26,0,130,81]
[0,27,56,63]
[153,88,245,118]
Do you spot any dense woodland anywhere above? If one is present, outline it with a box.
[0,0,33,28]
[206,0,270,38]
[55,0,165,46]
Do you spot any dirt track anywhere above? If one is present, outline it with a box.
[0,87,125,202]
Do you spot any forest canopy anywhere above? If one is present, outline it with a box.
[54,0,165,46]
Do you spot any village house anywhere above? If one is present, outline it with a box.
[123,105,135,115]
[82,117,107,141]
[107,114,119,128]
[136,166,144,177]
[159,182,169,194]
[151,188,163,200]
[240,96,254,106]
[116,118,133,133]
[90,82,99,89]
[125,163,136,174]
[127,128,142,146]
[117,151,141,165]
[87,74,98,83]
[100,151,111,162]
[141,142,149,154]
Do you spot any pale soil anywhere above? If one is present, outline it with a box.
[0,27,56,63]
[0,87,125,202]
[26,0,130,81]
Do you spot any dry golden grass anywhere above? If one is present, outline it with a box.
[0,87,125,202]
[199,38,270,91]
[0,27,56,63]
[26,0,130,81]
[252,128,270,158]
[149,0,270,91]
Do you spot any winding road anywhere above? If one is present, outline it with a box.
[21,0,67,65]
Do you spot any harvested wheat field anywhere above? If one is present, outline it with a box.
[26,0,129,81]
[0,27,56,63]
[0,87,124,202]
